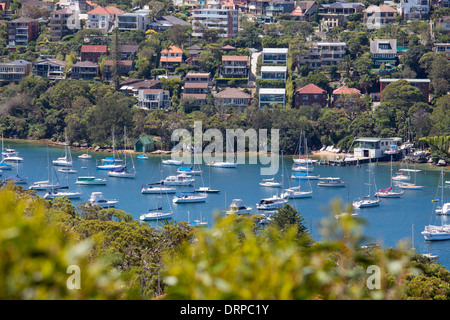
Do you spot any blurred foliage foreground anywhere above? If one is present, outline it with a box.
[1,184,450,300]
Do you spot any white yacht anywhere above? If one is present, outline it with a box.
[281,186,313,199]
[226,199,252,215]
[89,192,118,208]
[317,177,346,187]
[162,159,183,166]
[162,174,195,186]
[259,178,282,188]
[290,172,320,180]
[207,161,237,168]
[422,224,450,241]
[141,184,176,194]
[172,192,207,204]
[256,195,287,210]
[177,166,203,176]
[29,180,61,191]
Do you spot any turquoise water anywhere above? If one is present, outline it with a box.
[3,139,450,268]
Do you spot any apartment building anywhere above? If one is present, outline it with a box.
[7,17,38,48]
[221,55,249,78]
[116,12,149,31]
[300,42,347,70]
[0,60,32,82]
[49,8,78,41]
[191,8,238,38]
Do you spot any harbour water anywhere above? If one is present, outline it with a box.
[3,139,450,269]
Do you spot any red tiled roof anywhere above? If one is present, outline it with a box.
[160,57,183,63]
[105,6,124,15]
[333,85,361,95]
[81,45,108,53]
[296,83,326,94]
[104,60,133,66]
[87,5,111,15]
[161,45,183,54]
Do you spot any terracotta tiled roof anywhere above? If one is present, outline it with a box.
[296,83,326,94]
[81,45,107,53]
[222,55,248,61]
[160,57,182,63]
[104,60,133,66]
[87,5,111,15]
[105,6,124,14]
[214,88,251,99]
[333,85,361,95]
[161,45,183,54]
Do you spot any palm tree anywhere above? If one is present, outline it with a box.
[420,136,450,156]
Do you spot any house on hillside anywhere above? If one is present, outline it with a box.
[159,45,183,70]
[331,85,361,108]
[80,45,108,63]
[214,88,252,109]
[290,1,318,22]
[294,83,327,108]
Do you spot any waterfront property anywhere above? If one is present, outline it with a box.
[259,88,286,109]
[293,83,328,108]
[353,137,402,159]
[262,48,288,65]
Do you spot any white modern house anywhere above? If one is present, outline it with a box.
[137,89,171,109]
[259,66,288,81]
[353,137,402,159]
[258,88,286,109]
[116,12,149,31]
[261,48,288,64]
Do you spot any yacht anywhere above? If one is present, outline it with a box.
[141,184,176,194]
[172,192,207,203]
[422,224,450,241]
[375,186,403,198]
[75,176,107,185]
[162,159,183,166]
[281,186,313,199]
[44,189,82,200]
[291,172,319,180]
[206,161,237,168]
[162,174,195,186]
[177,166,203,176]
[194,186,220,193]
[259,178,282,188]
[2,154,23,162]
[58,168,77,174]
[226,199,253,215]
[256,195,287,210]
[317,177,346,187]
[89,192,118,208]
[108,166,136,178]
[352,197,380,208]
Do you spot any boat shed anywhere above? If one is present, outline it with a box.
[353,137,402,159]
[134,136,155,153]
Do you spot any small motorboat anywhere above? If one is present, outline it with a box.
[89,192,118,208]
[137,153,148,160]
[172,192,207,204]
[75,176,107,185]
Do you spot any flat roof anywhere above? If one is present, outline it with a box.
[380,78,430,83]
[356,137,402,142]
[259,88,286,94]
[262,48,288,54]
[260,66,287,72]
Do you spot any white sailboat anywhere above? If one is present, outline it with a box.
[30,145,61,191]
[375,155,403,198]
[398,167,424,190]
[108,127,136,178]
[194,163,219,193]
[207,161,237,168]
[52,129,73,167]
[259,177,282,188]
[422,168,450,240]
[282,148,313,199]
[353,162,380,208]
[97,127,124,170]
[44,164,82,200]
[78,147,92,159]
[162,173,195,186]
[434,168,449,215]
